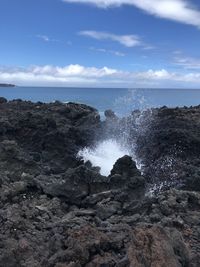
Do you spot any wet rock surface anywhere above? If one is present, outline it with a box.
[134,106,200,190]
[0,100,200,266]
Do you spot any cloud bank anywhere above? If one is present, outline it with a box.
[1,64,200,87]
[63,0,200,28]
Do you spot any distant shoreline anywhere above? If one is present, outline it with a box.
[0,83,15,87]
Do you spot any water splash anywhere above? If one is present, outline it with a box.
[113,89,152,116]
[78,90,153,177]
[78,139,130,176]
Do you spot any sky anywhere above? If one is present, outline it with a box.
[1,0,200,87]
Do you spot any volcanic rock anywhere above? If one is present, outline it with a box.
[0,99,200,266]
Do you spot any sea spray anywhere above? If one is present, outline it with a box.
[113,89,152,116]
[78,116,146,176]
[78,90,153,177]
[78,95,151,176]
[78,92,184,196]
[78,139,130,176]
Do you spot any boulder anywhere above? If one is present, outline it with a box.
[104,109,117,120]
[110,155,141,178]
[35,165,108,205]
[128,226,190,267]
[0,97,7,104]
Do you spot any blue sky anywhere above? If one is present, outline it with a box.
[1,0,200,87]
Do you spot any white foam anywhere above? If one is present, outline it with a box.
[78,139,129,176]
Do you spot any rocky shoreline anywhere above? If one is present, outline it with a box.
[0,97,200,266]
[0,84,15,87]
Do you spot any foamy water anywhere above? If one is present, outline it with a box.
[77,95,150,177]
[78,139,130,176]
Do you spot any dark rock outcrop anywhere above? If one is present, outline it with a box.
[132,106,200,192]
[0,83,15,87]
[1,99,200,266]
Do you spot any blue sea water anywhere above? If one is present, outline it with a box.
[0,86,200,116]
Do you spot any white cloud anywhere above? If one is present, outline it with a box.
[174,55,200,69]
[36,35,59,42]
[134,69,172,80]
[30,64,119,77]
[79,31,141,47]
[1,64,200,87]
[36,35,50,42]
[90,46,125,56]
[63,0,200,28]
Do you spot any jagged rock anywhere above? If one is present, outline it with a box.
[0,99,101,175]
[35,165,108,205]
[104,109,117,120]
[134,106,200,191]
[0,97,7,103]
[109,156,146,207]
[128,226,190,267]
[0,99,200,266]
[96,200,121,220]
[110,155,141,178]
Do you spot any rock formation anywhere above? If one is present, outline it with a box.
[0,83,15,87]
[0,99,200,266]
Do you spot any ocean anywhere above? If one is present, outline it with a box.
[0,86,200,116]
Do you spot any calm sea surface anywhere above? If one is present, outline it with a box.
[0,87,200,115]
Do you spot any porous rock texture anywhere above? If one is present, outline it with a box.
[0,98,200,266]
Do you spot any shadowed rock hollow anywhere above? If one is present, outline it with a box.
[1,98,200,266]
